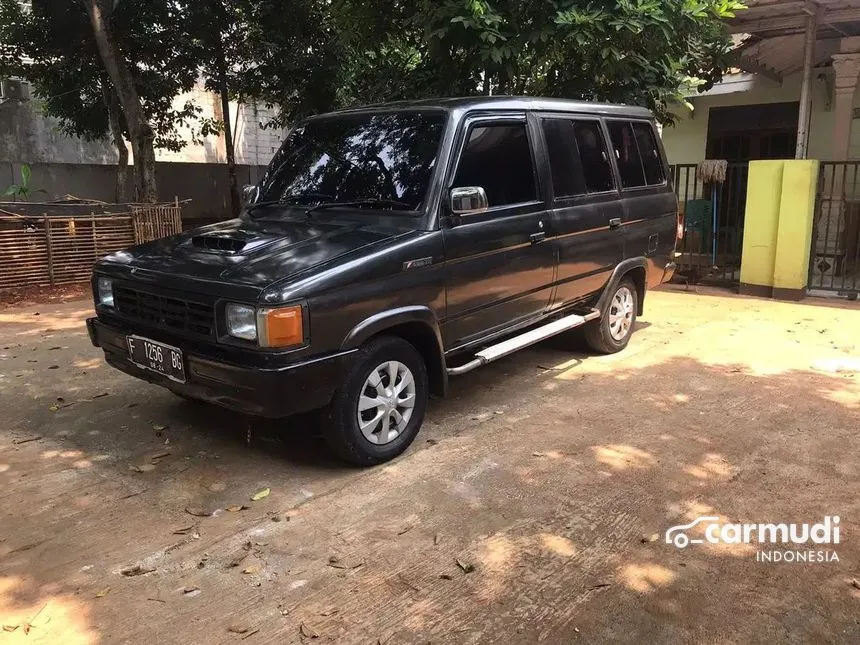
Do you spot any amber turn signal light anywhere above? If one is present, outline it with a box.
[258,305,304,348]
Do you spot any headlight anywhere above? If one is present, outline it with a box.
[225,303,257,341]
[226,303,304,347]
[97,277,114,308]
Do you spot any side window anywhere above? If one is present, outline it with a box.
[572,121,615,193]
[607,121,647,189]
[541,119,586,199]
[453,123,537,208]
[631,122,665,185]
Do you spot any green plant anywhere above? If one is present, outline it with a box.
[3,164,47,202]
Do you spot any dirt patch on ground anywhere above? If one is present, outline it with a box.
[0,281,90,307]
[0,286,858,644]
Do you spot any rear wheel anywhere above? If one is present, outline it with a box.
[321,335,428,466]
[583,278,638,354]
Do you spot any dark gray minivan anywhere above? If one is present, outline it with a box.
[88,96,679,465]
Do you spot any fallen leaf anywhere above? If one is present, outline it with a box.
[426,439,438,446]
[327,556,364,570]
[130,464,156,473]
[147,451,171,461]
[173,524,197,535]
[95,587,111,598]
[433,533,440,546]
[183,586,200,594]
[300,622,319,639]
[228,624,250,634]
[640,533,659,544]
[184,507,212,518]
[152,424,167,432]
[3,624,19,632]
[456,558,475,573]
[92,392,110,399]
[251,488,270,501]
[587,582,611,591]
[121,564,155,577]
[397,525,413,536]
[228,550,249,568]
[49,405,59,412]
[852,578,860,590]
[48,365,59,370]
[242,564,261,575]
[532,451,547,457]
[241,628,260,640]
[319,608,339,617]
[226,505,249,513]
[439,573,453,580]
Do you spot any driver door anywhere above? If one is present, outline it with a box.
[441,116,555,350]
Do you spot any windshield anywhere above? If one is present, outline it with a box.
[256,110,447,213]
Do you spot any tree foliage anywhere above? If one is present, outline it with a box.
[0,0,207,151]
[1,0,743,201]
[322,0,744,126]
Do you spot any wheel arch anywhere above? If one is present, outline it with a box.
[342,307,448,398]
[598,258,648,316]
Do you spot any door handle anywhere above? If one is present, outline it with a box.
[609,218,622,230]
[530,231,546,244]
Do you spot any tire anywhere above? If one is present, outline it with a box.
[320,335,428,466]
[583,277,638,354]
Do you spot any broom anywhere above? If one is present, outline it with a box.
[697,160,728,267]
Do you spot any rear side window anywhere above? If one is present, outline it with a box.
[541,119,586,198]
[453,123,537,207]
[607,121,646,189]
[573,121,615,193]
[631,122,665,185]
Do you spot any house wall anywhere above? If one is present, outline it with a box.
[0,81,287,166]
[662,70,860,164]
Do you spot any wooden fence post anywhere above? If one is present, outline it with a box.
[44,215,55,287]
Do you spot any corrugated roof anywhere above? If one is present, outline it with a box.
[729,1,860,80]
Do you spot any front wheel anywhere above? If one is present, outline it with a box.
[583,278,638,354]
[321,335,428,466]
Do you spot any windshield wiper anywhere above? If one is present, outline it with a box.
[305,198,413,217]
[247,192,336,218]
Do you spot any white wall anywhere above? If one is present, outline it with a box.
[1,80,286,167]
[662,70,860,164]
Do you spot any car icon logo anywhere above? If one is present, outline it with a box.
[665,516,720,548]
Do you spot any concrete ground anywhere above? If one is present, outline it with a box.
[1,286,859,644]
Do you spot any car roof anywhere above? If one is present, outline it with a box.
[324,95,654,120]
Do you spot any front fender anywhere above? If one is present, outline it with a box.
[341,306,442,350]
[341,306,448,397]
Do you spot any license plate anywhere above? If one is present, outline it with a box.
[126,335,186,383]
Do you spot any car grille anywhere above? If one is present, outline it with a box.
[113,285,216,338]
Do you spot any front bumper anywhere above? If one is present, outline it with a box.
[87,317,355,418]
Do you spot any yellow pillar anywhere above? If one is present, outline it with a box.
[773,160,819,300]
[739,161,784,298]
[739,160,820,300]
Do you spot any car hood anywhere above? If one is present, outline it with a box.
[101,215,412,290]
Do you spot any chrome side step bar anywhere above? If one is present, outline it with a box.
[446,309,601,376]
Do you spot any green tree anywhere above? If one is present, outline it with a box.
[0,0,208,201]
[324,0,744,126]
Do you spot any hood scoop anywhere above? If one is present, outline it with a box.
[189,231,274,255]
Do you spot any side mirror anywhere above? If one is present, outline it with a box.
[450,186,488,216]
[241,184,260,206]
